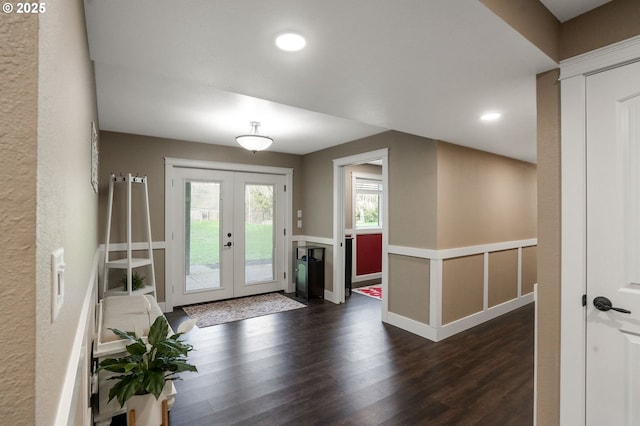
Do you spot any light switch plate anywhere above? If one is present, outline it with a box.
[297,220,302,228]
[51,248,65,322]
[297,210,302,218]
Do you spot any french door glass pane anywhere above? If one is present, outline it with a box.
[185,181,221,291]
[245,184,274,283]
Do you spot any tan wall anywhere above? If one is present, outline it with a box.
[344,164,382,230]
[488,249,519,307]
[442,255,485,324]
[35,0,100,424]
[536,68,562,426]
[302,131,438,248]
[99,131,303,302]
[436,141,537,249]
[560,0,640,60]
[301,131,437,319]
[480,0,560,61]
[0,13,38,425]
[388,254,430,323]
[486,0,640,423]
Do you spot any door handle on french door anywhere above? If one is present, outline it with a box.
[225,241,232,247]
[593,296,631,314]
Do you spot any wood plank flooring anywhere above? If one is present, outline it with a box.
[115,294,534,425]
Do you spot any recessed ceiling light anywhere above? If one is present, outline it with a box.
[275,33,306,52]
[481,112,502,121]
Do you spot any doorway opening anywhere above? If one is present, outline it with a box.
[332,149,389,320]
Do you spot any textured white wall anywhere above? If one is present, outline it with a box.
[36,0,98,424]
[0,13,38,425]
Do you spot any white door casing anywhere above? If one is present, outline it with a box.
[560,35,640,425]
[164,158,293,311]
[332,148,388,315]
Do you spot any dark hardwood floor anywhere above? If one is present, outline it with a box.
[116,294,534,425]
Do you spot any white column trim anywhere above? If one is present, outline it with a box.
[429,259,442,328]
[483,252,489,311]
[560,69,588,426]
[517,247,523,298]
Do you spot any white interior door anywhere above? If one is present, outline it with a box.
[171,167,285,306]
[586,60,640,425]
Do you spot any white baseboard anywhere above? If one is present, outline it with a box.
[324,289,338,304]
[353,272,382,283]
[385,312,438,341]
[385,292,534,343]
[437,293,534,341]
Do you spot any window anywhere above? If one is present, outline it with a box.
[354,176,383,229]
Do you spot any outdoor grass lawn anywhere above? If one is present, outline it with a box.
[189,220,273,265]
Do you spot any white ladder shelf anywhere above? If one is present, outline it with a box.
[103,173,156,297]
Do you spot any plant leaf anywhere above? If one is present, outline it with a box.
[110,327,139,340]
[156,339,192,357]
[167,359,198,373]
[126,340,147,357]
[107,372,143,407]
[143,370,166,399]
[99,357,137,373]
[148,316,169,346]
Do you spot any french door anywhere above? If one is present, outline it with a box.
[171,167,286,306]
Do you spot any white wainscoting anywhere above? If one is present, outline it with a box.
[54,248,99,426]
[388,238,537,341]
[295,235,537,341]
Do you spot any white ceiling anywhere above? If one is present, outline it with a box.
[84,1,598,163]
[541,0,611,22]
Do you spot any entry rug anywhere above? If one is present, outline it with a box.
[182,292,306,328]
[353,285,382,300]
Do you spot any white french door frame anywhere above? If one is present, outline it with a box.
[164,157,293,312]
[559,35,640,426]
[332,148,388,320]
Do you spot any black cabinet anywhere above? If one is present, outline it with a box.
[295,246,325,300]
[345,237,353,296]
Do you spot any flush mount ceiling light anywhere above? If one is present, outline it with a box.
[235,122,273,153]
[275,33,306,51]
[480,112,502,121]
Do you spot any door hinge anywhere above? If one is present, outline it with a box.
[284,228,287,236]
[284,184,287,192]
[284,272,287,279]
[582,294,587,307]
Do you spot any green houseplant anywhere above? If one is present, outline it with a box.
[98,315,197,408]
[120,271,146,291]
